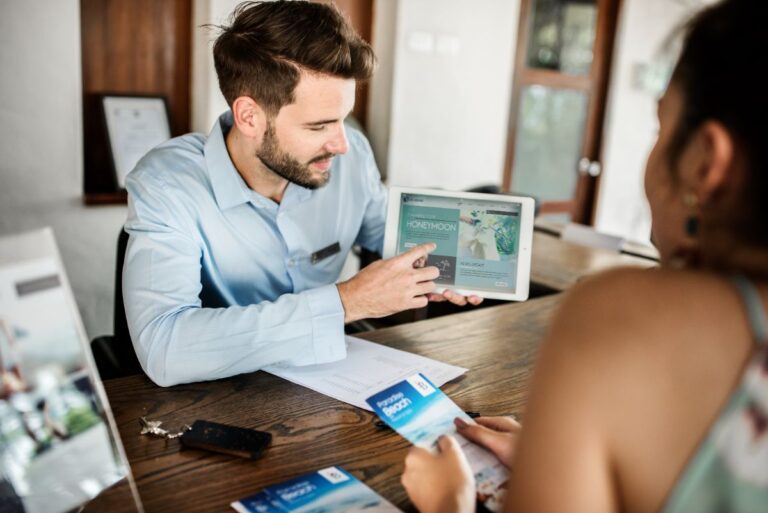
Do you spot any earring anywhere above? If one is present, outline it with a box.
[685,216,699,237]
[683,191,699,237]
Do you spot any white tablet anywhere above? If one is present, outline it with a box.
[383,187,534,302]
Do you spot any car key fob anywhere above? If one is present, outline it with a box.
[180,420,271,460]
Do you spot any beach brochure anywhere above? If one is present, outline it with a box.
[366,373,507,511]
[231,466,402,513]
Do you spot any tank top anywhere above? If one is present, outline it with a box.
[663,275,768,513]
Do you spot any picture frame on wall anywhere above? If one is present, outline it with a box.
[100,95,172,189]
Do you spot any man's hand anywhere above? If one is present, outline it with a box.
[427,290,483,307]
[337,243,439,323]
[454,416,521,467]
[413,250,483,306]
[402,435,476,513]
[411,251,482,307]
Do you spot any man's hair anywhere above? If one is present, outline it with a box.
[212,0,376,115]
[668,0,767,246]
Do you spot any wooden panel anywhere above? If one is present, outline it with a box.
[80,0,191,197]
[520,68,592,90]
[313,0,374,129]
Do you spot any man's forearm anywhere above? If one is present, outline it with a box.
[128,285,346,386]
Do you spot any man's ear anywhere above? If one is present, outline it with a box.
[231,96,268,139]
[691,121,736,206]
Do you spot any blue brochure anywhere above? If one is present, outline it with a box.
[366,373,508,511]
[231,466,402,513]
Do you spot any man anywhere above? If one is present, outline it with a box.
[123,0,480,387]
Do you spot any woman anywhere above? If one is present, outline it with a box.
[401,1,768,512]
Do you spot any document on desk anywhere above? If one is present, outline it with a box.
[231,466,401,513]
[263,336,467,411]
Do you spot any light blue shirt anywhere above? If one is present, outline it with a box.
[123,112,387,386]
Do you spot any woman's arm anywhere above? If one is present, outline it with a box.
[502,270,645,513]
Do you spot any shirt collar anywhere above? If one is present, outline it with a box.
[204,111,314,211]
[204,111,252,210]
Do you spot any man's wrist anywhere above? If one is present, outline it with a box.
[336,281,358,324]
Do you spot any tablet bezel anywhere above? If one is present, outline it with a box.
[383,186,534,302]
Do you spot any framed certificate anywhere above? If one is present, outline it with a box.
[101,95,172,189]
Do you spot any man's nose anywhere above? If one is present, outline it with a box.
[325,123,349,155]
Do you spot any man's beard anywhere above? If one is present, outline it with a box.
[256,123,334,190]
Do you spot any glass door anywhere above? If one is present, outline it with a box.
[502,0,621,223]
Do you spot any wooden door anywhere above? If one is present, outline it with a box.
[502,0,621,223]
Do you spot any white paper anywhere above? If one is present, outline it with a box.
[264,336,467,410]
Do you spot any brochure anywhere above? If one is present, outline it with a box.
[0,228,141,512]
[231,466,402,513]
[366,373,507,512]
[397,193,522,293]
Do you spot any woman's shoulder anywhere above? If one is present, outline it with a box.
[544,266,749,376]
[537,269,759,512]
[557,267,737,337]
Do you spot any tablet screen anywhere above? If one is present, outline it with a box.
[396,192,523,293]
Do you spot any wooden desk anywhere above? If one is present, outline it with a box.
[100,295,561,512]
[534,218,660,261]
[530,231,657,292]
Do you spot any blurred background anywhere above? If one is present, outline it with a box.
[0,0,714,338]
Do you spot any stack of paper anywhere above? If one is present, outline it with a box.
[264,336,467,411]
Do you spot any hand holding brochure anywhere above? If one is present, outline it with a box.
[366,373,508,512]
[231,466,402,512]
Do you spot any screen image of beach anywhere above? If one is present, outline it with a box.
[397,193,522,293]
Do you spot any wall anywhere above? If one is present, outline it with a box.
[382,0,521,191]
[191,0,243,134]
[366,0,398,178]
[594,0,713,242]
[193,0,380,136]
[0,0,127,338]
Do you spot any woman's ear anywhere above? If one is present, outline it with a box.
[693,120,735,206]
[231,96,268,140]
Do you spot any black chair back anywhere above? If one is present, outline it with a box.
[90,229,143,379]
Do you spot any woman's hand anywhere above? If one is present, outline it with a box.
[402,435,476,513]
[455,416,521,467]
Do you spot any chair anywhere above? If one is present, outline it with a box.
[90,229,143,380]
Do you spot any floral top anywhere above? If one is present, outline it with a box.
[663,276,768,513]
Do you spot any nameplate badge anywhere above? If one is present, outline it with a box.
[311,242,341,264]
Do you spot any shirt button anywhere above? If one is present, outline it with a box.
[288,259,296,266]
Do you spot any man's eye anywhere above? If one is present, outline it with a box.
[308,125,327,132]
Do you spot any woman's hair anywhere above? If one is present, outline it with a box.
[668,0,767,247]
[212,1,376,115]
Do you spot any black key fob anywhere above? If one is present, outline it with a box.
[180,420,271,460]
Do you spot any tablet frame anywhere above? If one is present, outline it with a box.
[383,186,535,302]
